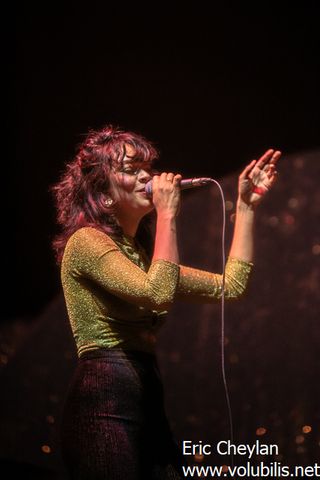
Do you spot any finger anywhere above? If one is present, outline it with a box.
[266,171,278,187]
[270,150,281,165]
[262,151,281,171]
[152,174,159,188]
[255,149,275,169]
[239,160,256,179]
[158,172,168,185]
[166,172,175,181]
[264,161,276,170]
[173,174,182,186]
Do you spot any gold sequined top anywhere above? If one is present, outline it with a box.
[61,227,253,356]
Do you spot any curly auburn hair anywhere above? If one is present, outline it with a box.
[51,124,159,264]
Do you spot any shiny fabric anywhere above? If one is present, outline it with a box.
[60,348,185,480]
[61,227,253,356]
[60,227,253,479]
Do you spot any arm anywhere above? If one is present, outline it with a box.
[152,172,181,264]
[63,227,180,312]
[63,173,182,312]
[229,148,281,263]
[176,148,281,303]
[177,257,253,302]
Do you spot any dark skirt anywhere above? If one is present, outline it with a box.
[60,348,185,480]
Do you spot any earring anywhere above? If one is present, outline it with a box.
[104,197,114,207]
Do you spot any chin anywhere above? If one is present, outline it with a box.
[141,202,154,215]
[138,196,153,208]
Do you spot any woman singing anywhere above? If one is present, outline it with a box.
[52,124,280,479]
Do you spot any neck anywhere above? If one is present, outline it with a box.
[115,213,141,238]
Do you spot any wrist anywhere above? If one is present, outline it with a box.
[157,211,177,222]
[236,197,256,213]
[156,214,177,235]
[154,215,179,264]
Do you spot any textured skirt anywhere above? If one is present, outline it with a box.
[60,348,184,479]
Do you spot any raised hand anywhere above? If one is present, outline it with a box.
[238,149,281,207]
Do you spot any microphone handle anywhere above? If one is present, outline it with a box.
[145,177,213,198]
[179,177,214,189]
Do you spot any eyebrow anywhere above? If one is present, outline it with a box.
[123,158,139,164]
[122,154,152,166]
[123,156,147,164]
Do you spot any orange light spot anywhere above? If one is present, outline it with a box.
[302,425,312,434]
[256,427,267,436]
[194,454,204,463]
[41,445,51,454]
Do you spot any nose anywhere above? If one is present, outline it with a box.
[137,169,152,183]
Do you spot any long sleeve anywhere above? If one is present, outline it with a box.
[176,257,253,303]
[62,227,180,312]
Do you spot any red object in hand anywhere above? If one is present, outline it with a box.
[252,185,268,196]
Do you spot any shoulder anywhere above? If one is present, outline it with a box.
[68,226,117,247]
[63,227,119,265]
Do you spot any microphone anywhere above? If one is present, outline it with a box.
[145,177,214,198]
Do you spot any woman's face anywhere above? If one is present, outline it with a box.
[109,143,155,219]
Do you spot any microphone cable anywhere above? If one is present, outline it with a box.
[209,179,234,468]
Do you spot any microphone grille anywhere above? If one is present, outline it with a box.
[145,181,153,198]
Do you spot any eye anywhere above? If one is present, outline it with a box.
[119,162,158,176]
[121,161,139,174]
[139,164,158,176]
[122,167,139,174]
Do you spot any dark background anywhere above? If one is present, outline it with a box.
[12,2,319,321]
[2,3,319,478]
